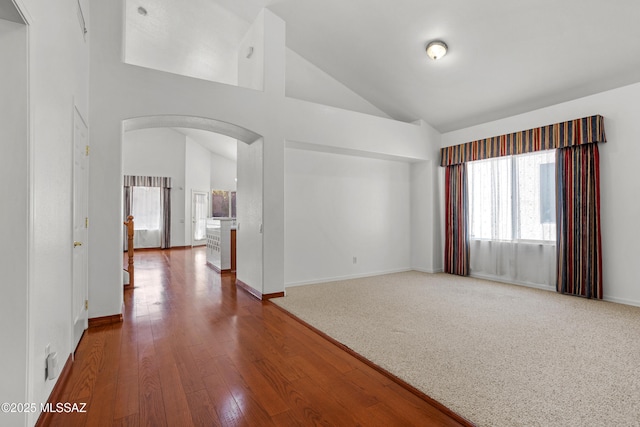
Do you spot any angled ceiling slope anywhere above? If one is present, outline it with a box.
[125,0,640,133]
[268,0,640,132]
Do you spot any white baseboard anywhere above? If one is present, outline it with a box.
[286,269,640,309]
[285,268,412,288]
[412,267,444,274]
[469,273,640,308]
[469,272,556,292]
[603,295,640,308]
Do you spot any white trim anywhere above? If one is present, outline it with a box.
[70,103,90,354]
[70,102,76,357]
[285,268,412,288]
[13,3,35,420]
[74,103,89,129]
[472,273,640,308]
[11,0,32,24]
[76,0,87,41]
[603,296,640,309]
[191,189,209,247]
[286,269,640,310]
[469,272,556,292]
[412,267,444,274]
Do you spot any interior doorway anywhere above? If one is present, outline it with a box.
[122,116,264,294]
[192,190,209,246]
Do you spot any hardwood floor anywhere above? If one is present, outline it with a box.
[45,247,468,426]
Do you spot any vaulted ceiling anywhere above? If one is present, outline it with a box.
[128,0,640,134]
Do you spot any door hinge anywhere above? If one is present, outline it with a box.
[85,217,88,228]
[84,300,88,310]
[85,145,89,156]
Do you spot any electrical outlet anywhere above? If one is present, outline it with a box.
[353,256,357,264]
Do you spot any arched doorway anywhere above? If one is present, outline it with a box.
[122,115,264,293]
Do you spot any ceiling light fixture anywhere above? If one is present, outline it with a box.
[137,6,148,16]
[426,40,448,60]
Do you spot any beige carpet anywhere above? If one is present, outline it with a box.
[271,272,640,427]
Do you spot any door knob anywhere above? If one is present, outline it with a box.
[74,241,83,247]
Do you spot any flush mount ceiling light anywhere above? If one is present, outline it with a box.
[137,6,148,16]
[426,40,448,60]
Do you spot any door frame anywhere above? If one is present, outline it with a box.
[71,104,89,351]
[191,190,210,246]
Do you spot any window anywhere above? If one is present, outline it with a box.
[468,150,556,242]
[131,186,161,231]
[211,190,236,218]
[211,190,229,217]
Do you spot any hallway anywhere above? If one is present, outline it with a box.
[44,248,464,426]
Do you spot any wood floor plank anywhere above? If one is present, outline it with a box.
[153,340,194,427]
[353,401,431,427]
[67,331,107,401]
[113,375,138,420]
[171,340,207,394]
[190,343,222,378]
[44,248,471,427]
[201,374,246,427]
[214,353,288,419]
[138,346,167,427]
[84,383,117,427]
[46,396,89,427]
[287,376,361,426]
[185,389,222,427]
[112,414,139,427]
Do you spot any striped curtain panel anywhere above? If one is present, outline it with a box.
[556,144,603,299]
[444,163,470,276]
[123,175,172,188]
[161,187,171,249]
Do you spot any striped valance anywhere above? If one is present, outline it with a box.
[440,115,606,166]
[124,175,172,188]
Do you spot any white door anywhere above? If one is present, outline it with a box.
[192,191,209,246]
[72,107,89,350]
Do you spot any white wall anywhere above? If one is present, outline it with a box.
[441,82,640,306]
[122,128,187,247]
[285,99,437,161]
[286,48,391,119]
[4,0,92,425]
[124,0,247,86]
[236,138,263,292]
[185,136,211,244]
[285,148,411,286]
[410,160,442,273]
[88,1,435,319]
[0,15,28,427]
[237,10,264,91]
[210,151,237,191]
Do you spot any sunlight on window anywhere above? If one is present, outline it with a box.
[468,156,512,240]
[468,150,556,242]
[516,151,556,241]
[131,186,161,231]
